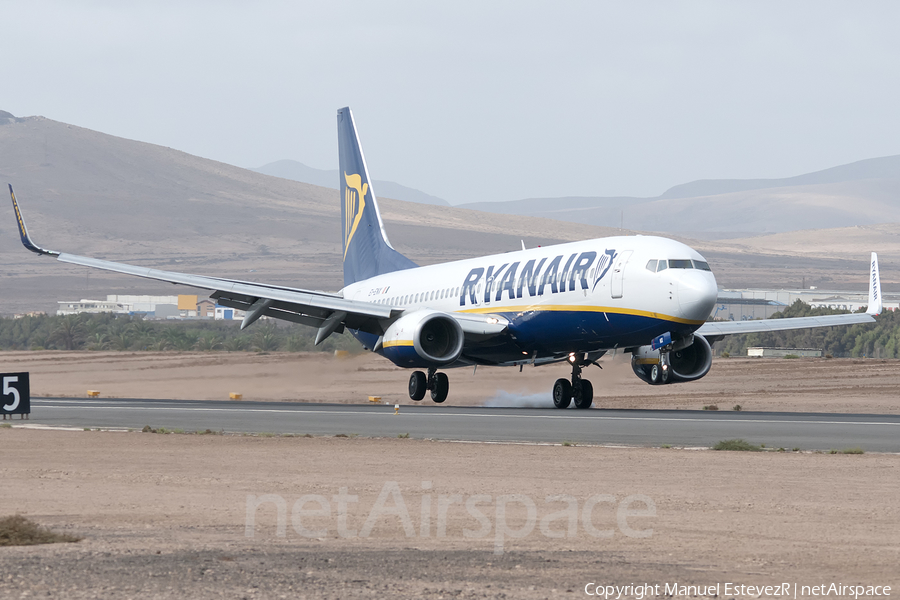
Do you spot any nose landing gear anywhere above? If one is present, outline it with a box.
[553,353,596,409]
[408,368,449,403]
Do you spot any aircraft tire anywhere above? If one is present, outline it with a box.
[409,371,427,401]
[650,364,662,385]
[431,372,449,403]
[660,365,670,384]
[553,378,572,409]
[574,380,593,409]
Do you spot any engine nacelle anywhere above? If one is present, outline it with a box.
[631,334,713,384]
[381,310,465,368]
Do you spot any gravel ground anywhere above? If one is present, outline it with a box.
[1,430,898,598]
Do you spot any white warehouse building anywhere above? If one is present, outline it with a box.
[57,295,201,317]
[713,288,899,322]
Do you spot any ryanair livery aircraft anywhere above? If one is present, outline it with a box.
[8,107,883,407]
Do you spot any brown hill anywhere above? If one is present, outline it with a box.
[722,223,900,258]
[0,115,624,315]
[461,155,900,239]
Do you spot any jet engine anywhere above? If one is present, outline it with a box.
[631,334,713,385]
[381,310,465,368]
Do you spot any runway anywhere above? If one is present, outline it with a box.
[21,397,900,452]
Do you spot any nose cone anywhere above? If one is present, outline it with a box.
[678,271,718,321]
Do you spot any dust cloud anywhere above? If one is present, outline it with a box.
[481,354,636,408]
[483,390,555,408]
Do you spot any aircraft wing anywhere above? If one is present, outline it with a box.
[697,252,883,339]
[9,185,510,343]
[9,185,392,336]
[696,312,876,338]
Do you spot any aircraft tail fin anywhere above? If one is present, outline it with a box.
[336,107,417,286]
[867,252,883,315]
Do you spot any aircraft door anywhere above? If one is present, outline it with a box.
[611,250,632,299]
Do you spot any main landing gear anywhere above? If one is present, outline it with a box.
[408,367,449,403]
[648,352,670,385]
[553,353,595,410]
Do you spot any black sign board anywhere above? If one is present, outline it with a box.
[1,372,30,415]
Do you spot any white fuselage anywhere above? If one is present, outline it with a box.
[343,235,718,366]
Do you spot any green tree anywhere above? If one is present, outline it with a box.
[251,324,282,352]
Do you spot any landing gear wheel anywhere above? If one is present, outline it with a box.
[431,372,449,403]
[553,378,572,409]
[660,365,670,384]
[650,364,662,385]
[574,379,593,409]
[408,371,427,401]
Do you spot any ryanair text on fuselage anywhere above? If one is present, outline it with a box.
[458,249,617,306]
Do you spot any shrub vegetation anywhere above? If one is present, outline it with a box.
[0,313,361,353]
[0,515,81,546]
[712,439,763,452]
[714,300,899,358]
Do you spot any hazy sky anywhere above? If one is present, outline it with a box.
[4,1,900,204]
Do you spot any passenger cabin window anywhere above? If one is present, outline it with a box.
[645,260,658,272]
[668,259,693,269]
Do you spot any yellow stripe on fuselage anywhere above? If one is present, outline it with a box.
[457,304,705,326]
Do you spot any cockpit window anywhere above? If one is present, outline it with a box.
[645,260,658,272]
[656,260,668,272]
[693,260,711,271]
[668,259,693,269]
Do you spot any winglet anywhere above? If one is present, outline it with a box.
[867,252,882,315]
[8,184,59,256]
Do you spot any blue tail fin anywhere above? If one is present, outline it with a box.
[337,107,417,286]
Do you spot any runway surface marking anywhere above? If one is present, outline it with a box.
[31,400,900,426]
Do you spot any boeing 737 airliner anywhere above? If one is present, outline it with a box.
[8,107,883,407]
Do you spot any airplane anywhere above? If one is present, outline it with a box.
[8,107,883,408]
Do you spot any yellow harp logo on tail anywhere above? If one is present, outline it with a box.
[343,172,367,260]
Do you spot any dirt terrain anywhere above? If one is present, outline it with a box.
[1,429,897,599]
[2,350,898,414]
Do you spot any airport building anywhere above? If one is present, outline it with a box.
[197,299,216,318]
[56,299,130,315]
[713,288,899,322]
[56,294,219,318]
[747,347,823,358]
[215,306,246,320]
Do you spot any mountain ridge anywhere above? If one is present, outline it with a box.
[252,159,450,206]
[0,113,621,314]
[659,154,900,199]
[457,157,900,238]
